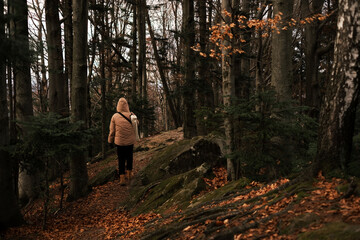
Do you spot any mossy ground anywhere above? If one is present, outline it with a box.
[298,222,360,240]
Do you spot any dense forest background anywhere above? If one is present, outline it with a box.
[1,0,360,230]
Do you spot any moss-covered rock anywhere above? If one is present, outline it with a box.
[135,136,224,186]
[90,148,116,164]
[89,166,117,187]
[125,163,212,214]
[298,222,360,240]
[188,177,250,208]
[279,213,320,235]
[336,179,360,197]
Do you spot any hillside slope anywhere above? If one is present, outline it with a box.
[2,128,360,240]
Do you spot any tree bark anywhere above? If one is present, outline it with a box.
[46,0,67,115]
[137,0,147,136]
[239,0,251,99]
[68,0,89,201]
[182,0,197,139]
[12,0,38,204]
[100,0,106,161]
[0,0,23,228]
[271,0,294,101]
[302,0,325,117]
[131,1,137,101]
[146,10,181,128]
[222,0,236,181]
[63,0,72,112]
[314,0,360,175]
[196,0,214,136]
[37,16,48,113]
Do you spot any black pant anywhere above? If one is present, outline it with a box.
[116,145,133,175]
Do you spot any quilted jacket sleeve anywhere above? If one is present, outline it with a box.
[108,115,115,143]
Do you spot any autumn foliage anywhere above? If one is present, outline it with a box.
[192,9,331,60]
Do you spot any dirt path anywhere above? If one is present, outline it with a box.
[2,128,183,240]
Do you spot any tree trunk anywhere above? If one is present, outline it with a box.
[100,0,106,161]
[239,0,251,99]
[172,0,183,127]
[63,0,72,112]
[271,0,294,101]
[131,0,137,101]
[137,0,147,136]
[146,10,181,128]
[131,1,137,101]
[12,0,38,205]
[68,0,89,201]
[46,0,67,116]
[196,0,214,136]
[37,18,48,113]
[0,0,23,228]
[222,0,236,181]
[314,0,360,175]
[182,0,197,139]
[302,0,325,117]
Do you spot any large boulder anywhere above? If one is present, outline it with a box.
[123,136,225,214]
[135,136,224,186]
[125,163,212,214]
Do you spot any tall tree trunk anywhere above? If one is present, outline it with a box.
[0,0,23,228]
[137,0,147,136]
[302,0,325,117]
[46,0,67,115]
[239,0,251,98]
[100,0,106,161]
[63,0,72,112]
[37,18,48,113]
[196,0,214,136]
[146,10,181,128]
[232,0,249,172]
[222,0,236,180]
[314,0,360,175]
[271,0,294,101]
[182,0,197,139]
[131,1,137,101]
[172,0,183,126]
[68,0,89,201]
[12,0,38,205]
[7,0,16,145]
[45,0,68,182]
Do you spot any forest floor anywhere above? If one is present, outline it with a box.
[2,128,360,240]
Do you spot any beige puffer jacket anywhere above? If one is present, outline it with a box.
[108,98,136,146]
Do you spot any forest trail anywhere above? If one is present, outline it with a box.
[2,129,183,240]
[2,128,360,240]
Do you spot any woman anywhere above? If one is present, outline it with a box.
[108,97,136,185]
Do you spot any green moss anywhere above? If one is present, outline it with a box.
[298,222,360,240]
[295,191,310,202]
[138,138,198,184]
[130,163,211,215]
[336,184,349,194]
[189,177,250,208]
[89,166,117,187]
[285,181,314,194]
[98,152,117,167]
[336,179,360,197]
[133,175,185,214]
[137,136,222,186]
[279,213,319,235]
